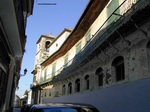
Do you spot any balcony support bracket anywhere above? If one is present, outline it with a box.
[116,30,131,46]
[101,50,110,58]
[131,18,148,38]
[106,40,119,52]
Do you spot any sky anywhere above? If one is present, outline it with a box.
[16,0,89,97]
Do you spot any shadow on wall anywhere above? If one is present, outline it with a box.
[43,77,150,112]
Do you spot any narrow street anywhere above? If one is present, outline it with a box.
[1,0,150,112]
[13,107,21,112]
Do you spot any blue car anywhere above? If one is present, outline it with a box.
[29,103,99,112]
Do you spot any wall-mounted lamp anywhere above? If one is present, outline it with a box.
[16,87,19,91]
[20,68,27,77]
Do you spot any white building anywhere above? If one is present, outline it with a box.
[27,90,32,104]
[14,95,20,108]
[0,0,34,111]
[31,0,150,112]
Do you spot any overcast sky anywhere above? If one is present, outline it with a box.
[16,0,89,97]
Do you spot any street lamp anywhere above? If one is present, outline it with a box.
[20,68,27,77]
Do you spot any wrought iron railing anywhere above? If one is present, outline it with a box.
[38,0,149,85]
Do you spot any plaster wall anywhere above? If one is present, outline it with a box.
[49,31,71,56]
[43,77,150,112]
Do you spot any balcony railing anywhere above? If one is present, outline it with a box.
[38,0,150,85]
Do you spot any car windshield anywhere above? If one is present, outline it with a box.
[35,108,77,112]
[35,107,97,112]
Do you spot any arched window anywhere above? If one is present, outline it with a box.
[84,75,90,90]
[62,85,66,95]
[112,56,125,81]
[45,41,51,51]
[44,92,47,97]
[68,82,72,94]
[49,90,51,97]
[95,67,103,86]
[146,41,150,70]
[75,79,80,92]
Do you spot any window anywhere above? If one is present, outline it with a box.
[62,85,66,95]
[75,79,80,92]
[76,42,81,54]
[107,0,120,25]
[147,41,150,70]
[86,30,91,43]
[95,67,103,86]
[112,56,125,81]
[68,82,72,94]
[52,63,56,77]
[33,75,36,82]
[49,91,51,97]
[0,68,8,109]
[85,30,92,50]
[44,92,47,97]
[37,43,40,52]
[84,75,90,90]
[44,69,47,80]
[64,54,68,68]
[75,42,81,60]
[45,41,51,51]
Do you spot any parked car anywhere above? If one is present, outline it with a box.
[29,103,99,112]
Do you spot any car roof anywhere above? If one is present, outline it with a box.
[32,103,96,109]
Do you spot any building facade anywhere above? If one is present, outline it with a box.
[31,0,150,112]
[0,0,34,111]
